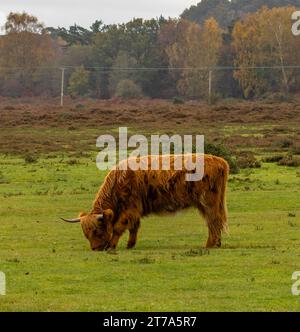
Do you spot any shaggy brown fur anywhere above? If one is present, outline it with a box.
[65,154,229,251]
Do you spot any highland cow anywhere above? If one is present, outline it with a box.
[61,154,229,251]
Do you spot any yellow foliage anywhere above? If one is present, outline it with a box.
[232,6,300,97]
[166,18,223,99]
[0,12,55,84]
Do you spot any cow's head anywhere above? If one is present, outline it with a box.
[61,209,114,251]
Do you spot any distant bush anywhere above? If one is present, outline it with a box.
[58,112,74,121]
[173,97,185,105]
[209,93,221,105]
[204,143,239,174]
[115,79,143,99]
[279,139,293,149]
[75,103,86,110]
[0,171,10,184]
[236,151,261,169]
[68,66,90,98]
[66,159,80,166]
[261,92,295,103]
[278,155,300,167]
[3,105,16,111]
[263,155,284,163]
[24,155,38,164]
[292,145,300,155]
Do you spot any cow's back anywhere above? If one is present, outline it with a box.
[114,154,226,216]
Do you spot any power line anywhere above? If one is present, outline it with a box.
[1,65,300,72]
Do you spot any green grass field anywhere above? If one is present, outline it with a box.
[1,154,300,311]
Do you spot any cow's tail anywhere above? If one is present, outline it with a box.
[218,158,229,234]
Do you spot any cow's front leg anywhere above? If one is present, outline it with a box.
[107,216,128,250]
[127,219,140,249]
[107,232,121,250]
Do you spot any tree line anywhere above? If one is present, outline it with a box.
[0,4,299,100]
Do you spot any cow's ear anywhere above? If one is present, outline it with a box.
[103,209,114,223]
[79,212,88,218]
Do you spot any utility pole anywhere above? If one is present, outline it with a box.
[60,67,65,107]
[208,70,212,105]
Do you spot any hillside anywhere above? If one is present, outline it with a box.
[181,0,300,27]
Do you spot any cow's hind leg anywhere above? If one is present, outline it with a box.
[198,162,228,248]
[206,217,222,248]
[198,204,227,249]
[205,204,227,248]
[127,219,141,249]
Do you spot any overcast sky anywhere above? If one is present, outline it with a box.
[0,0,198,30]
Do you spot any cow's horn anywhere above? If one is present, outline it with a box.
[60,217,81,223]
[96,214,104,221]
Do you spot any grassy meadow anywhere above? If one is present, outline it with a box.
[0,98,300,311]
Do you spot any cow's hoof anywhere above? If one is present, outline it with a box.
[126,243,136,249]
[106,248,118,255]
[205,242,221,249]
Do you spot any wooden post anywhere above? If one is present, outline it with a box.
[60,67,65,107]
[208,70,212,105]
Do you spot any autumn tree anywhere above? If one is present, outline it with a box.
[232,6,300,97]
[68,66,90,98]
[108,51,138,96]
[166,18,223,99]
[0,12,56,95]
[115,79,143,99]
